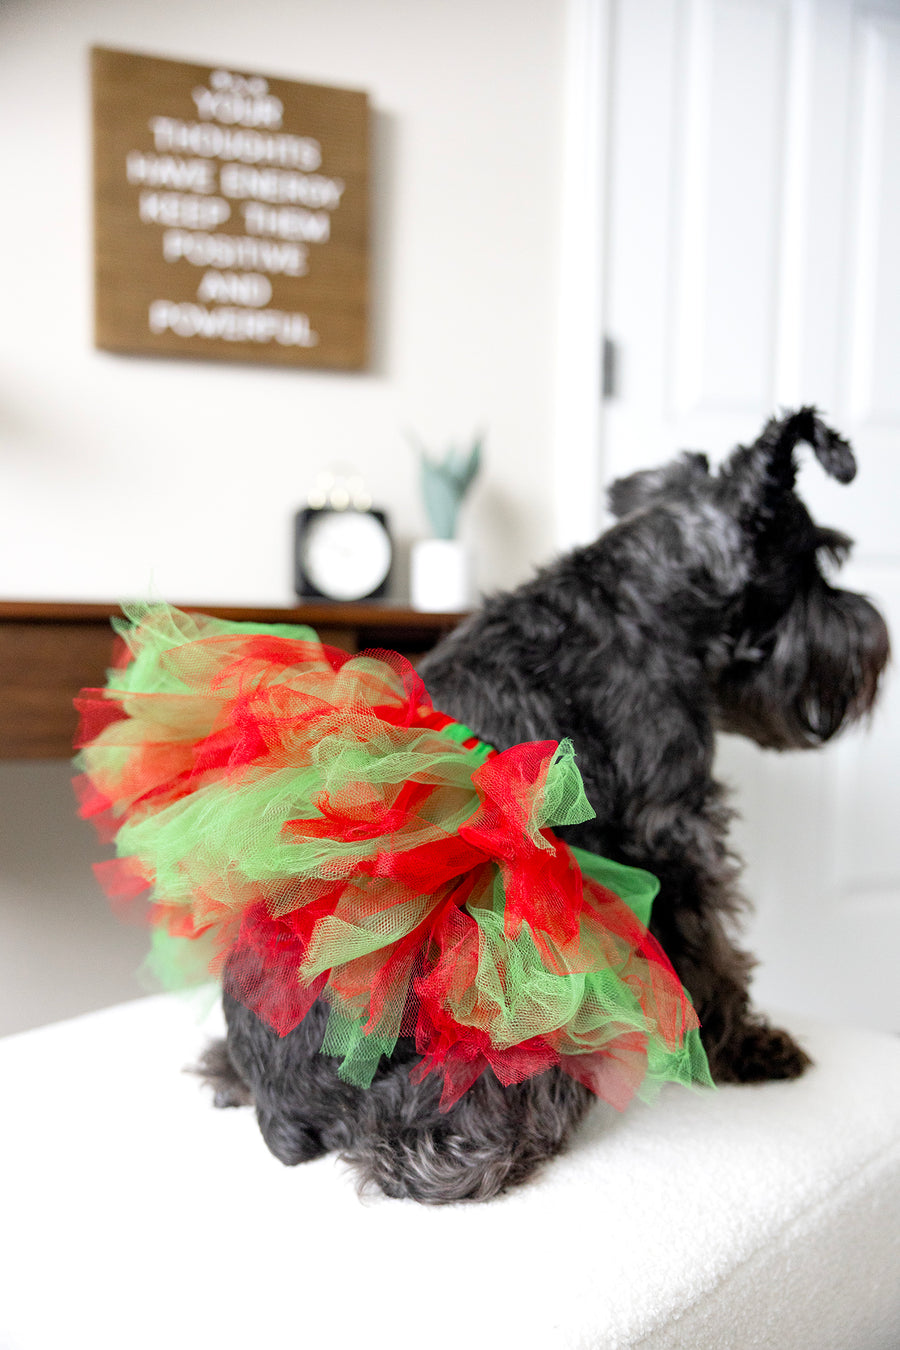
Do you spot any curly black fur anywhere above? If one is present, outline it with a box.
[202,408,889,1203]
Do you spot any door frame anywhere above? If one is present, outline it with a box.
[552,0,610,553]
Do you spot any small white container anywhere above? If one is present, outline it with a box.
[411,538,471,612]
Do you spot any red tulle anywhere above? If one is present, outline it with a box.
[75,610,708,1111]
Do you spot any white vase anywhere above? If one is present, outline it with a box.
[411,538,471,612]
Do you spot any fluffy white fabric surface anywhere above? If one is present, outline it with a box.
[0,994,897,1350]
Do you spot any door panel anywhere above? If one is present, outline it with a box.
[846,12,900,427]
[669,0,790,417]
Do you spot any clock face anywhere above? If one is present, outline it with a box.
[297,509,392,601]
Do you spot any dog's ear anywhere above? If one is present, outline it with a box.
[719,407,856,527]
[608,451,710,519]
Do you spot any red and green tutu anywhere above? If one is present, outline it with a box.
[74,603,711,1111]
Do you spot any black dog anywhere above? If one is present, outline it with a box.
[202,408,889,1203]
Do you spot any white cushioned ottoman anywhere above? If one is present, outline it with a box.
[0,994,897,1350]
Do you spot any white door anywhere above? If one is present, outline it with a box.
[599,0,900,1029]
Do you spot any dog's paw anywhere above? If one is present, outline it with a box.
[712,1022,813,1084]
[256,1108,327,1166]
[191,1037,254,1108]
[213,1081,253,1109]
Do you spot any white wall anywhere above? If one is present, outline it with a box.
[0,0,567,605]
[0,0,569,1035]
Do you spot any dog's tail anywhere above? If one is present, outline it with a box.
[343,1068,593,1204]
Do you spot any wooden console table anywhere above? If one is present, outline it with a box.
[0,601,467,759]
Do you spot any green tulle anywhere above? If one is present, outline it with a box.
[75,602,713,1107]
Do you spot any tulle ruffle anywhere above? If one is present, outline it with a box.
[74,603,711,1110]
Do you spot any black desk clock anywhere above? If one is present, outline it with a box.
[294,505,393,601]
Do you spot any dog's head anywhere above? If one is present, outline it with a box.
[608,408,890,750]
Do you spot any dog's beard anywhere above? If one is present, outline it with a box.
[714,585,889,750]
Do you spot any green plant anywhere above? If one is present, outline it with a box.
[413,433,483,540]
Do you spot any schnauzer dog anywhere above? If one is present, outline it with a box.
[202,407,889,1203]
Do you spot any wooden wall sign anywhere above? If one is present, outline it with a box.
[92,47,369,370]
